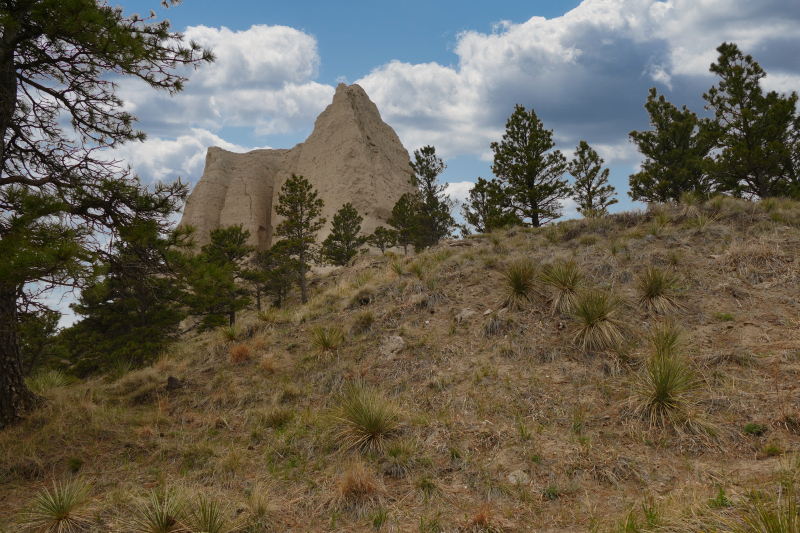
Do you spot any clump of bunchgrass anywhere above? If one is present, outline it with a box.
[351,310,375,335]
[717,480,799,533]
[129,489,186,533]
[648,320,686,359]
[634,349,699,428]
[389,258,405,278]
[500,259,540,309]
[228,343,250,364]
[569,289,624,351]
[542,260,585,314]
[635,265,684,314]
[20,478,93,533]
[257,308,279,323]
[309,325,344,357]
[333,460,384,516]
[481,313,508,338]
[334,380,400,453]
[383,438,417,477]
[408,260,428,279]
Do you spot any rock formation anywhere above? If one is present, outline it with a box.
[179,83,417,251]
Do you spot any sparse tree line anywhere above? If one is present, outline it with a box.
[0,0,797,431]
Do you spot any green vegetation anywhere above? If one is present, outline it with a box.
[334,380,400,453]
[635,265,684,314]
[500,259,540,309]
[567,140,618,216]
[542,260,586,315]
[322,203,368,266]
[570,289,624,351]
[20,479,93,532]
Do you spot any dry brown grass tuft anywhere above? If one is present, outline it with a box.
[332,461,384,516]
[635,265,684,314]
[228,343,250,364]
[258,354,277,373]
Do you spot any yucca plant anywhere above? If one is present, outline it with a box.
[570,289,624,351]
[309,325,344,357]
[26,370,68,394]
[648,321,686,359]
[687,211,718,233]
[334,380,400,453]
[542,260,585,314]
[500,259,540,309]
[257,308,279,323]
[408,261,428,279]
[20,478,93,533]
[219,325,241,342]
[129,489,186,533]
[719,481,799,533]
[389,258,405,278]
[680,191,702,218]
[185,495,240,533]
[636,265,684,314]
[635,350,698,428]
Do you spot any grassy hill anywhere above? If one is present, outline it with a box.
[2,196,800,532]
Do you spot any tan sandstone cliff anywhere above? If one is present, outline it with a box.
[179,83,416,251]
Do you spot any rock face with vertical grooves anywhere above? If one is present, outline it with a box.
[179,83,416,251]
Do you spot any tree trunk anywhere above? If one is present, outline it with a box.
[229,308,235,327]
[299,247,308,304]
[255,287,261,312]
[0,287,38,429]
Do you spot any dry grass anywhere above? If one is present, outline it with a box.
[4,199,800,532]
[635,265,684,313]
[228,343,250,364]
[499,259,540,309]
[542,259,586,314]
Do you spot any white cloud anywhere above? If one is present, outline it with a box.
[108,128,263,184]
[357,0,800,164]
[444,181,474,205]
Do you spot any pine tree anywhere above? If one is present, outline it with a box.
[628,88,715,203]
[387,193,417,255]
[259,240,298,309]
[0,0,212,427]
[192,225,253,328]
[460,177,520,234]
[64,221,191,368]
[491,105,570,227]
[321,203,367,266]
[568,141,618,216]
[703,42,800,198]
[368,226,397,254]
[408,146,456,249]
[274,174,325,304]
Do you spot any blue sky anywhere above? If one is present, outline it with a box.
[110,0,800,217]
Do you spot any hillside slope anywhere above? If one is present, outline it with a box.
[2,197,800,532]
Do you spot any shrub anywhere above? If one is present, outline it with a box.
[570,289,624,351]
[334,380,399,453]
[635,350,698,427]
[20,478,93,533]
[714,312,735,321]
[500,259,540,309]
[228,344,250,364]
[635,265,684,314]
[309,325,344,357]
[129,489,186,533]
[542,260,585,314]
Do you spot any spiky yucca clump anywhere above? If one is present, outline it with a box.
[220,325,241,341]
[720,481,799,533]
[256,308,279,323]
[648,321,686,359]
[636,265,684,314]
[309,325,344,357]
[635,350,698,428]
[185,495,240,533]
[26,370,68,394]
[542,260,585,314]
[500,259,540,309]
[21,478,93,533]
[389,258,404,278]
[334,380,399,453]
[129,489,186,533]
[570,289,624,351]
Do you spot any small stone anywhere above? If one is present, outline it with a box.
[483,309,493,315]
[456,309,476,322]
[379,336,406,359]
[497,308,508,316]
[508,470,530,485]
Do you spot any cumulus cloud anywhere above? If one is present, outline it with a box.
[358,0,800,164]
[117,24,334,140]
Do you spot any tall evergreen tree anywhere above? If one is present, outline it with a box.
[703,42,800,198]
[408,146,456,248]
[64,221,191,368]
[321,203,367,266]
[568,141,618,216]
[387,193,417,255]
[0,0,212,427]
[628,88,715,203]
[259,240,297,309]
[192,225,252,328]
[460,177,520,234]
[491,105,570,227]
[274,174,325,304]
